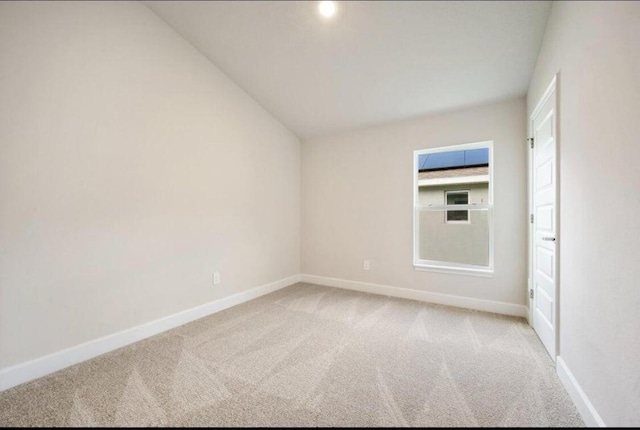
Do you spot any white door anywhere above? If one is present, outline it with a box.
[530,77,558,359]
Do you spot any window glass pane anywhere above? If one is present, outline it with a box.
[415,143,492,271]
[418,209,490,266]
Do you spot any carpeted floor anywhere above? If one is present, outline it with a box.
[0,283,583,427]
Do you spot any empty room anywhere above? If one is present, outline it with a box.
[0,0,638,427]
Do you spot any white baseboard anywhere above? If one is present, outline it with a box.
[0,274,301,393]
[301,274,527,318]
[556,356,606,427]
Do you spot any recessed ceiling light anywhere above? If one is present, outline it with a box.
[318,1,337,18]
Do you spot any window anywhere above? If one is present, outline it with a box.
[413,141,494,276]
[445,190,469,223]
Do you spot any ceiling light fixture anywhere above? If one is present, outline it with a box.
[318,1,337,18]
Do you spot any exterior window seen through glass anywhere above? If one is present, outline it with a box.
[446,191,469,222]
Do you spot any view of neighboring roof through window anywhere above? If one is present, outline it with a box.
[418,148,489,170]
[417,148,490,189]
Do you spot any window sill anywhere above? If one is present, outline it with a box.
[413,264,494,278]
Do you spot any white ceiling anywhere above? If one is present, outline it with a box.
[147,1,551,139]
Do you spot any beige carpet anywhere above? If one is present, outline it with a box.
[0,283,583,427]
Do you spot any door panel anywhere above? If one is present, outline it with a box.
[535,286,554,324]
[536,160,553,189]
[531,79,558,360]
[537,112,554,149]
[536,246,554,281]
[536,205,554,232]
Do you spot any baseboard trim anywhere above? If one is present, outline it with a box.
[301,274,527,318]
[0,274,301,393]
[556,356,606,427]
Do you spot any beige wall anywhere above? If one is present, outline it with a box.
[418,184,489,265]
[0,2,301,369]
[302,98,526,305]
[527,2,640,426]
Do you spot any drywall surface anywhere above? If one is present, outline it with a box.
[527,2,640,426]
[302,98,527,305]
[0,2,300,369]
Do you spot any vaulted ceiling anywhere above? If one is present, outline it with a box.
[147,1,551,139]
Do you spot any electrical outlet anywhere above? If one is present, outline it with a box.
[363,260,370,271]
[213,272,220,285]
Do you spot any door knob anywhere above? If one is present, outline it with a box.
[542,237,556,241]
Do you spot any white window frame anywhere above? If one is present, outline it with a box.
[413,141,494,277]
[444,190,470,224]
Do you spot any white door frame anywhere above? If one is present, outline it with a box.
[528,73,560,359]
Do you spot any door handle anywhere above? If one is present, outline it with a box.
[542,237,556,241]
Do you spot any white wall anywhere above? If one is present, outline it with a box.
[0,2,300,370]
[527,2,640,426]
[302,98,527,306]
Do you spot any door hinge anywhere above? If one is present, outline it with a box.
[530,289,534,299]
[528,137,534,149]
[530,214,534,224]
